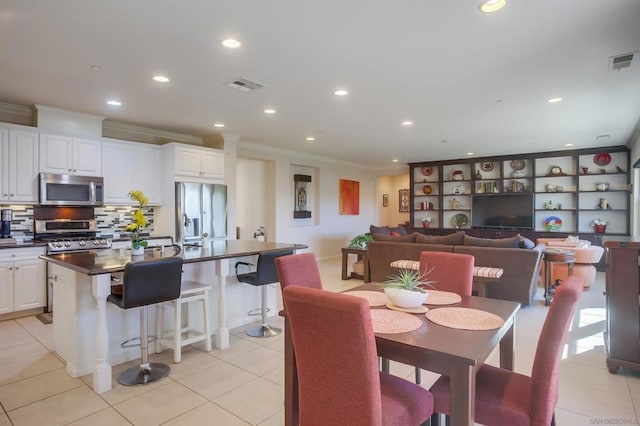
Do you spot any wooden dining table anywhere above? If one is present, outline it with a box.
[282,283,521,426]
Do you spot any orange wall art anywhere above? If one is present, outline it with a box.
[339,179,360,215]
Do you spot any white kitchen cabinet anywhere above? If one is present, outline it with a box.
[133,143,161,204]
[175,146,224,180]
[40,133,102,176]
[0,127,39,203]
[0,247,46,313]
[102,139,161,205]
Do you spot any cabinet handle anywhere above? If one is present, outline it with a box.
[68,169,72,172]
[73,169,77,173]
[48,275,58,282]
[10,194,14,197]
[14,266,18,270]
[8,267,12,270]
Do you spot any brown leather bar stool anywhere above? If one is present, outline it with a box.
[107,256,183,386]
[235,250,293,337]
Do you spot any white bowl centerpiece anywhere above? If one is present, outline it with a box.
[382,268,436,308]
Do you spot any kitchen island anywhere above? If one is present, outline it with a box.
[41,239,307,394]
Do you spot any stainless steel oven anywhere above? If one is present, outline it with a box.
[39,173,104,206]
[34,207,112,312]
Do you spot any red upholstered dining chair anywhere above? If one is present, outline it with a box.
[429,275,584,426]
[275,252,322,291]
[283,285,434,426]
[414,251,474,383]
[419,251,474,296]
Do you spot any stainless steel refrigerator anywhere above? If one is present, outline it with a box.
[175,182,227,244]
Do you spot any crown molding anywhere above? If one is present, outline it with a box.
[102,120,205,145]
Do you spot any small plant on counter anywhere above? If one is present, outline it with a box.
[126,190,149,251]
[590,219,608,226]
[253,226,265,239]
[348,233,373,249]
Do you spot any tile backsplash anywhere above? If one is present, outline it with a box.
[2,205,155,238]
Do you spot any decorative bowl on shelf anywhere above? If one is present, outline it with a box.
[544,215,563,231]
[423,185,432,194]
[596,183,609,191]
[451,213,468,228]
[594,153,611,166]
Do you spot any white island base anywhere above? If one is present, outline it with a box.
[50,257,281,393]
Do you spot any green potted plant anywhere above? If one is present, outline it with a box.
[253,226,265,241]
[348,233,373,249]
[382,268,436,308]
[126,190,149,255]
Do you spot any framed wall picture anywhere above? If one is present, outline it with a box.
[293,174,312,218]
[399,189,409,212]
[339,179,360,215]
[382,193,389,207]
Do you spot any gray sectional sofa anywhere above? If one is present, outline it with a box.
[366,230,545,306]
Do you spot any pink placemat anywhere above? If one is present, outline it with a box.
[426,290,462,305]
[425,307,504,330]
[370,309,423,334]
[344,290,388,307]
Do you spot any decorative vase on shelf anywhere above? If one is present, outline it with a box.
[594,224,607,234]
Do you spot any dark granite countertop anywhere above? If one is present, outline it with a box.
[0,241,47,249]
[40,240,307,275]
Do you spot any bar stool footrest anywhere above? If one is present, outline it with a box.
[120,336,157,349]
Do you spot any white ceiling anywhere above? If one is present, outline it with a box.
[1,0,639,168]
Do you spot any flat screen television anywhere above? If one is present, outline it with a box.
[471,193,534,230]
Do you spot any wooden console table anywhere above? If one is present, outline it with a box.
[341,247,369,281]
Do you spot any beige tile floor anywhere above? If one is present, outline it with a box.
[0,256,638,425]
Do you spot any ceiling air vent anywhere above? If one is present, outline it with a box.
[225,78,265,92]
[609,52,636,71]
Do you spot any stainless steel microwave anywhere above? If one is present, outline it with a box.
[39,173,104,206]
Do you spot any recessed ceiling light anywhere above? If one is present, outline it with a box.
[547,97,563,103]
[564,143,574,147]
[153,75,170,83]
[480,0,506,13]
[213,123,225,128]
[221,39,241,49]
[89,65,101,71]
[440,140,448,144]
[402,121,413,126]
[334,89,349,96]
[392,159,399,163]
[264,108,276,114]
[467,152,475,156]
[306,137,315,141]
[106,100,122,106]
[596,134,610,140]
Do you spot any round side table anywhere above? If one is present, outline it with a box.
[543,249,575,306]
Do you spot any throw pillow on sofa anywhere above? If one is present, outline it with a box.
[463,234,534,248]
[371,232,417,243]
[415,231,465,245]
[370,225,408,236]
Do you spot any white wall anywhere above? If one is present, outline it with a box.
[627,121,640,236]
[236,142,383,259]
[377,174,410,227]
[236,158,270,240]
